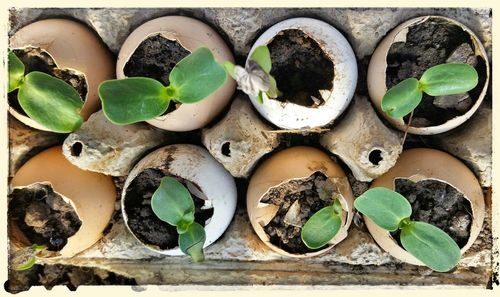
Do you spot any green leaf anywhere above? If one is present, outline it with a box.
[151,177,195,227]
[176,215,195,234]
[31,244,46,252]
[250,45,272,73]
[419,63,478,96]
[99,77,170,125]
[401,221,461,272]
[8,50,25,92]
[169,47,226,104]
[354,187,412,231]
[301,204,342,249]
[382,78,422,119]
[179,222,206,262]
[14,257,36,271]
[256,91,264,104]
[18,71,83,133]
[266,75,280,99]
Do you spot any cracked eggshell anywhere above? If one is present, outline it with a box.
[121,144,237,255]
[247,18,357,129]
[366,148,485,266]
[367,16,490,135]
[9,18,114,132]
[116,16,236,132]
[246,146,354,258]
[9,146,116,258]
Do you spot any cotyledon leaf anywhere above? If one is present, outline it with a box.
[400,221,461,272]
[354,187,412,231]
[18,71,84,133]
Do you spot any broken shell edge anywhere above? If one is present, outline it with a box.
[367,15,490,135]
[121,144,237,256]
[365,148,485,266]
[247,146,354,258]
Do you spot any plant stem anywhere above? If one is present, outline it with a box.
[400,110,414,153]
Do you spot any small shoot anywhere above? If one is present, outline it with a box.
[224,45,281,103]
[381,63,478,119]
[151,177,206,262]
[99,47,226,125]
[8,50,84,133]
[13,244,46,271]
[301,195,344,249]
[354,187,461,272]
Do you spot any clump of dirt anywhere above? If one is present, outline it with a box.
[8,47,88,116]
[8,183,82,251]
[124,168,214,250]
[385,19,486,126]
[261,172,338,254]
[391,178,472,248]
[124,34,190,86]
[268,29,334,107]
[5,264,136,293]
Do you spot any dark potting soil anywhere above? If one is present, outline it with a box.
[8,183,82,251]
[5,264,136,293]
[8,47,88,117]
[268,29,334,108]
[390,178,472,248]
[261,172,338,254]
[124,168,214,250]
[385,19,487,127]
[124,34,190,87]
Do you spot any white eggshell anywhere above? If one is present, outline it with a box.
[122,144,237,255]
[247,18,358,129]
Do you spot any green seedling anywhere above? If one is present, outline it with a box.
[301,195,343,249]
[13,244,46,271]
[99,47,226,125]
[7,50,84,133]
[381,63,478,119]
[354,187,461,272]
[224,45,280,104]
[151,177,206,262]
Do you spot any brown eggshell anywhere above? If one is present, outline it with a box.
[10,146,116,258]
[367,148,485,265]
[367,16,490,135]
[247,146,354,258]
[9,18,114,131]
[116,16,236,132]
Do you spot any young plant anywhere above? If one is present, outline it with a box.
[13,244,46,271]
[98,47,226,125]
[151,177,206,262]
[224,45,280,104]
[300,194,343,249]
[354,187,461,272]
[8,50,84,133]
[381,63,478,119]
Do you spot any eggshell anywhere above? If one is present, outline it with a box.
[366,148,485,265]
[247,18,358,129]
[116,16,236,132]
[9,146,116,258]
[367,16,490,135]
[121,144,237,255]
[247,146,354,257]
[9,18,114,132]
